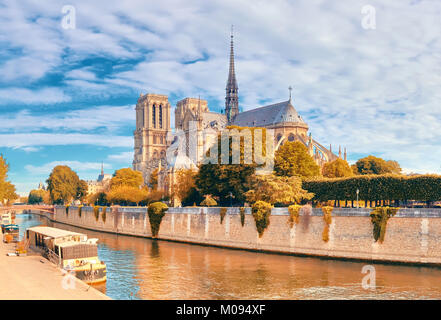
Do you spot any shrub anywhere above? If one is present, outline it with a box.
[288,204,302,228]
[148,202,168,237]
[201,195,217,207]
[220,207,227,224]
[322,206,333,242]
[239,207,245,227]
[93,206,100,222]
[65,205,69,216]
[370,207,398,243]
[102,207,107,223]
[251,201,272,237]
[78,205,83,218]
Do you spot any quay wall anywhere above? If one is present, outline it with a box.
[32,206,441,266]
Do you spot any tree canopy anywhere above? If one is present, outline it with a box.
[322,158,354,178]
[354,156,402,175]
[245,174,313,206]
[46,165,84,204]
[274,141,321,178]
[110,168,143,189]
[0,155,18,205]
[28,189,50,204]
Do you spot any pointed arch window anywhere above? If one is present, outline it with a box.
[152,104,156,128]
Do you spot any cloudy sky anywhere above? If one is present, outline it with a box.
[1,0,441,195]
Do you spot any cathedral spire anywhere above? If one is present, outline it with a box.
[225,25,239,124]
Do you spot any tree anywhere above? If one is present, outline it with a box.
[245,174,313,206]
[0,155,18,205]
[386,160,402,175]
[46,165,82,205]
[86,192,108,206]
[77,179,89,202]
[200,195,218,207]
[107,185,148,206]
[173,169,201,206]
[354,156,401,175]
[110,168,143,189]
[149,168,159,190]
[195,126,266,206]
[28,189,49,204]
[323,158,354,178]
[274,141,321,178]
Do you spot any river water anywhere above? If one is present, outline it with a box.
[15,213,441,300]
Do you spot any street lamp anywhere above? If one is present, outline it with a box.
[356,189,360,209]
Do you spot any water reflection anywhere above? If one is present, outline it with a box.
[15,213,441,300]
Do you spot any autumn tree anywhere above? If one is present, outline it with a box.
[173,169,202,206]
[195,126,269,206]
[274,141,321,178]
[245,174,313,206]
[110,168,143,189]
[107,185,149,206]
[28,189,50,204]
[0,155,18,205]
[149,168,159,190]
[46,165,84,205]
[354,156,402,175]
[322,158,354,178]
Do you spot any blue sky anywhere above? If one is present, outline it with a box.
[1,0,441,195]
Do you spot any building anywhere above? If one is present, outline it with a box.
[133,29,347,198]
[86,164,112,195]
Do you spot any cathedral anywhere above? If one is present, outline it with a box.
[133,30,346,198]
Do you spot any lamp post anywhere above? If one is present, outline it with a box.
[356,189,360,209]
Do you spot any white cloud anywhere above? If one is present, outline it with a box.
[0,105,135,133]
[107,151,133,163]
[25,160,112,176]
[0,133,132,148]
[0,87,70,105]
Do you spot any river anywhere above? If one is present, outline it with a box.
[15,213,441,300]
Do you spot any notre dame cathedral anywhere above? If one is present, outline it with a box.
[133,30,347,196]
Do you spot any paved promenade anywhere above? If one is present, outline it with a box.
[0,232,110,300]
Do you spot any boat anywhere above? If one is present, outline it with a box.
[1,211,13,228]
[26,226,107,284]
[2,224,19,243]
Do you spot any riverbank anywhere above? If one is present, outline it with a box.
[0,231,110,300]
[35,206,441,267]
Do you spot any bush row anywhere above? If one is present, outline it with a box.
[303,174,441,202]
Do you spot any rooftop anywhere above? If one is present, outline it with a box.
[27,226,85,239]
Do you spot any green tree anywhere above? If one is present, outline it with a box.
[77,179,89,202]
[110,168,144,189]
[28,189,48,204]
[354,156,401,175]
[245,174,313,206]
[46,165,82,205]
[195,126,267,206]
[323,158,354,178]
[0,155,18,205]
[274,141,321,178]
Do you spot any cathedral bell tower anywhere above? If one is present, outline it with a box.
[225,26,239,124]
[133,93,171,184]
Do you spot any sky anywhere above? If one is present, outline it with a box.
[1,0,441,196]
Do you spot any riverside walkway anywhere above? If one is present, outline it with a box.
[0,231,110,300]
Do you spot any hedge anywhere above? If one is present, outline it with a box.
[303,174,441,204]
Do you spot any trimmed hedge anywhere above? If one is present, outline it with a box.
[303,174,441,205]
[148,202,168,238]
